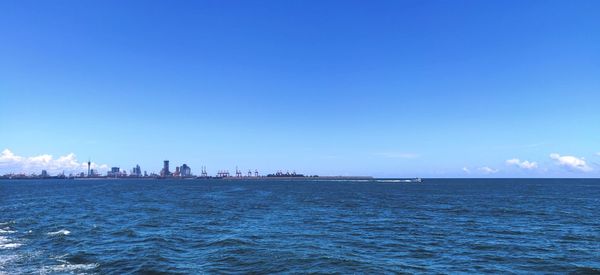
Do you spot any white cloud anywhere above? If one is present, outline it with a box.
[374,152,419,159]
[596,152,600,156]
[506,158,538,170]
[462,167,470,174]
[479,166,499,174]
[549,153,592,172]
[0,149,109,175]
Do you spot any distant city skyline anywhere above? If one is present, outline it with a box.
[2,148,600,178]
[1,1,599,177]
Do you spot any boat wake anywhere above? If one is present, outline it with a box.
[376,178,422,183]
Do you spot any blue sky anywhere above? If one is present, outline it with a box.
[1,0,599,177]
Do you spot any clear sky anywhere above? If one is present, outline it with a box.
[1,0,599,177]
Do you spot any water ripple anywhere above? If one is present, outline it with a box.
[0,179,599,273]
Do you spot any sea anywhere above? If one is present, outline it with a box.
[1,178,599,274]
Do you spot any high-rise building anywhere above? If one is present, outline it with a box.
[41,170,48,178]
[108,167,120,177]
[132,165,141,177]
[87,160,91,177]
[180,164,191,177]
[161,160,171,177]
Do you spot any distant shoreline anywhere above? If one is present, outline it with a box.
[0,176,430,183]
[0,176,376,181]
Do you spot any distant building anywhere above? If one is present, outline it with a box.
[174,166,180,177]
[180,164,191,177]
[108,167,120,177]
[161,160,171,177]
[132,165,141,177]
[41,170,48,178]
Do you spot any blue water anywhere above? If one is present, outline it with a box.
[1,179,599,274]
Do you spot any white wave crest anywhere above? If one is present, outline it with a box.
[0,228,16,234]
[42,263,99,273]
[47,229,70,236]
[0,243,22,249]
[0,236,22,250]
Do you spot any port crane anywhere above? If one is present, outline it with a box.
[217,170,230,178]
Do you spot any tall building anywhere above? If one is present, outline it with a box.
[132,165,141,177]
[108,167,120,177]
[161,160,171,177]
[87,160,91,177]
[180,164,191,177]
[41,170,48,178]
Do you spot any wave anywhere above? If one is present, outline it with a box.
[0,228,16,234]
[0,243,22,249]
[39,253,100,273]
[571,266,600,274]
[0,236,21,250]
[0,254,20,271]
[207,237,254,247]
[41,263,99,273]
[47,229,70,236]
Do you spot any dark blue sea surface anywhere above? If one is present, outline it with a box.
[1,179,599,274]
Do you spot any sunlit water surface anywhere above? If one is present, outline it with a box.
[1,179,599,274]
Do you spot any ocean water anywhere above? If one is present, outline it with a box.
[1,179,599,274]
